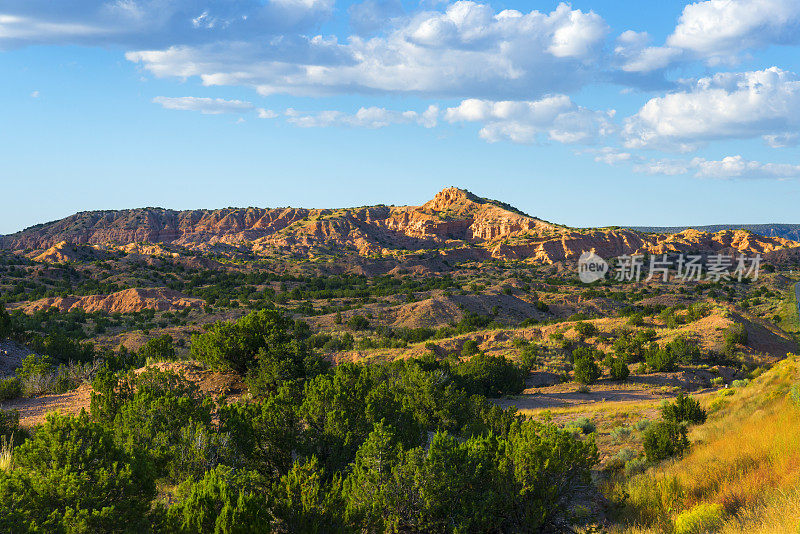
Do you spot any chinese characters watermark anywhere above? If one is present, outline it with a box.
[577,252,761,283]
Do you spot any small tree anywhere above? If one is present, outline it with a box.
[609,358,630,381]
[347,315,370,331]
[461,340,479,357]
[574,356,600,385]
[642,421,689,462]
[138,334,175,361]
[661,392,706,425]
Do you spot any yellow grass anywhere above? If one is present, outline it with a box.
[0,434,12,472]
[614,355,800,533]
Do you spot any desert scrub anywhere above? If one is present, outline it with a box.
[567,417,596,435]
[673,503,723,534]
[661,393,707,425]
[623,473,685,529]
[609,425,632,443]
[643,421,689,462]
[0,377,21,401]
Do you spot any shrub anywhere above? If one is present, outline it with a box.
[624,457,648,477]
[643,421,689,463]
[661,393,707,425]
[673,503,724,534]
[461,339,479,357]
[567,418,596,435]
[0,412,155,533]
[723,324,748,355]
[574,356,600,385]
[0,305,12,339]
[0,377,21,401]
[645,344,677,372]
[609,425,632,443]
[167,465,268,533]
[455,353,526,397]
[609,357,630,381]
[574,321,598,339]
[190,310,301,373]
[347,315,370,331]
[138,334,176,361]
[0,410,18,440]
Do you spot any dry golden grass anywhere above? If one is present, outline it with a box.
[612,355,800,533]
[0,434,12,472]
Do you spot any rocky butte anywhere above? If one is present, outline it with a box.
[3,187,799,265]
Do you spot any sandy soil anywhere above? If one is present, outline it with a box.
[1,360,245,429]
[0,383,93,427]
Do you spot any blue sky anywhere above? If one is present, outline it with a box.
[2,0,800,234]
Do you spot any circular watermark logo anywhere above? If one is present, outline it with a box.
[578,250,608,283]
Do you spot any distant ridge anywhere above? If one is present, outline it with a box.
[624,224,800,242]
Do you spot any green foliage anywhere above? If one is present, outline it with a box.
[190,309,302,373]
[574,321,598,339]
[0,409,19,440]
[0,304,12,339]
[111,369,215,479]
[0,412,155,533]
[643,421,690,463]
[454,352,526,397]
[609,357,630,381]
[0,377,21,401]
[567,417,596,435]
[167,465,268,534]
[661,393,707,425]
[673,503,724,534]
[645,343,677,372]
[574,354,601,385]
[138,334,176,361]
[461,339,479,357]
[347,314,370,331]
[724,323,748,347]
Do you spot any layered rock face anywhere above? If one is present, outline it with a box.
[3,187,799,263]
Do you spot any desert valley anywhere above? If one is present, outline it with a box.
[1,187,800,532]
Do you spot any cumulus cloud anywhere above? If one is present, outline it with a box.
[127,2,610,100]
[631,155,800,179]
[152,96,254,114]
[445,95,615,144]
[623,67,800,150]
[667,0,800,63]
[612,0,800,73]
[286,105,439,129]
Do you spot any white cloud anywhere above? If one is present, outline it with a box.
[692,155,800,179]
[152,96,254,114]
[763,132,799,148]
[445,95,615,144]
[0,0,334,49]
[257,108,279,119]
[286,105,439,129]
[611,0,800,73]
[631,154,800,179]
[632,158,692,176]
[127,2,610,100]
[583,147,632,165]
[30,90,39,98]
[623,67,800,150]
[667,0,800,62]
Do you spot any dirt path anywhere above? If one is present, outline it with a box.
[0,361,245,429]
[1,383,93,427]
